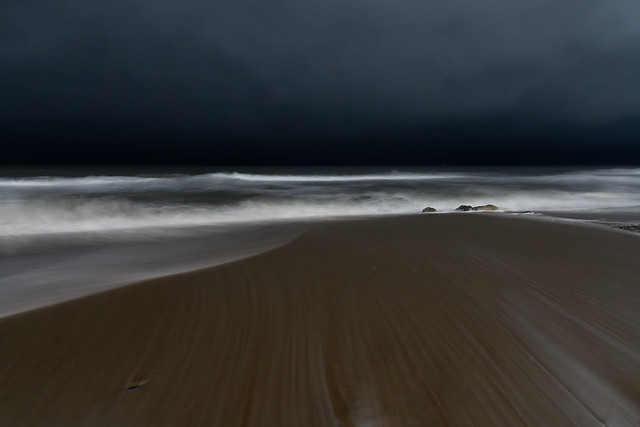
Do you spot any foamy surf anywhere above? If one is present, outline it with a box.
[0,223,306,318]
[1,167,639,237]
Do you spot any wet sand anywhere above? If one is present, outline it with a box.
[1,214,640,426]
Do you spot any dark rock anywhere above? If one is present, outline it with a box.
[473,204,498,211]
[422,207,437,213]
[455,205,473,211]
[456,204,499,211]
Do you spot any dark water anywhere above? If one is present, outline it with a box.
[1,166,639,317]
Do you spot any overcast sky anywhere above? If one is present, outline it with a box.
[2,0,640,165]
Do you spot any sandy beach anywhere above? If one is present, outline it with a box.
[1,214,639,426]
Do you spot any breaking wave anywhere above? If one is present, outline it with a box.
[1,167,639,237]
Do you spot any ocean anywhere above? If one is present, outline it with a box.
[2,166,640,237]
[1,165,639,317]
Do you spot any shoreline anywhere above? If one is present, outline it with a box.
[0,211,638,320]
[1,214,640,425]
[2,210,637,319]
[0,222,307,319]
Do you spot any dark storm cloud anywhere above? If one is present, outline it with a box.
[1,0,640,164]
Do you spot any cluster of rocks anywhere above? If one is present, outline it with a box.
[455,204,498,211]
[421,204,498,213]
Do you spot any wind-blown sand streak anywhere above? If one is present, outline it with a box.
[1,214,639,426]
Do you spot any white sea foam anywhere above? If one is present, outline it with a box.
[209,172,465,182]
[0,192,637,237]
[1,168,639,192]
[0,175,164,188]
[1,167,639,237]
[0,172,463,194]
